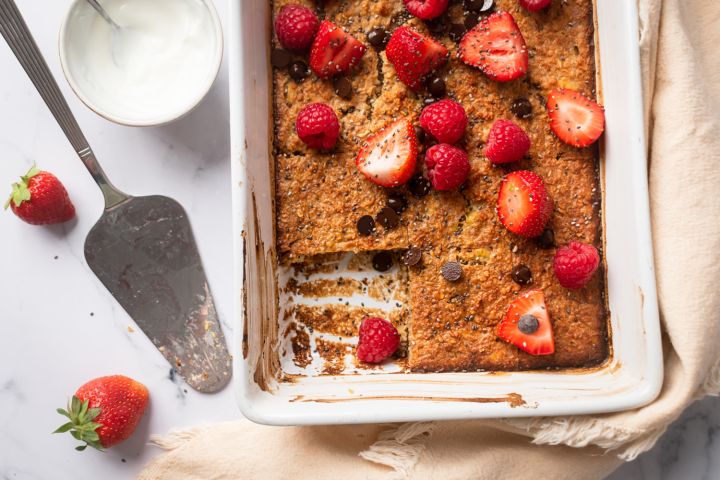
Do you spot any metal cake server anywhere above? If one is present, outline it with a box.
[0,0,231,392]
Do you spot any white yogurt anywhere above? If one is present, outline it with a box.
[63,0,220,125]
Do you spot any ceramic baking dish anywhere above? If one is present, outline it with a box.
[229,0,663,425]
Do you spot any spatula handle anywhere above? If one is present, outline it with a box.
[0,0,127,208]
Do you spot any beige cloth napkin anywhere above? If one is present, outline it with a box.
[139,0,720,478]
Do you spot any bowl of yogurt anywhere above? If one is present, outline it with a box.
[59,0,223,126]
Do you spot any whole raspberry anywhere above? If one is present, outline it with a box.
[403,0,449,20]
[484,119,531,164]
[274,4,319,51]
[295,103,340,149]
[553,242,600,290]
[420,99,468,144]
[356,317,400,363]
[425,144,470,190]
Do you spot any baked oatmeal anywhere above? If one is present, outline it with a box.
[271,0,608,373]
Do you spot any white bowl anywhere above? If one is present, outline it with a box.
[59,0,223,127]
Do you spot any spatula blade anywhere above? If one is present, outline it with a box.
[84,195,231,393]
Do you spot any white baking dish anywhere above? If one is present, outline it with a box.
[229,0,663,425]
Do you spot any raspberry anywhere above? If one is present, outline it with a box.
[356,317,400,363]
[274,4,319,51]
[484,119,531,164]
[420,99,468,144]
[553,242,600,290]
[425,144,470,190]
[403,0,449,20]
[518,0,552,13]
[295,103,340,149]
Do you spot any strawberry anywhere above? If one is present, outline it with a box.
[5,165,75,225]
[309,20,367,79]
[546,88,605,147]
[497,289,555,355]
[54,375,148,451]
[458,11,528,82]
[497,170,553,238]
[386,26,449,91]
[356,117,418,188]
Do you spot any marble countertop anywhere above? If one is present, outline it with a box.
[0,1,716,479]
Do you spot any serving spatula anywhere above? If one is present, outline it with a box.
[0,0,231,392]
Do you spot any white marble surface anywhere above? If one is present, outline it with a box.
[0,1,717,479]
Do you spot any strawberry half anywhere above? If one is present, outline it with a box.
[497,170,553,238]
[546,88,605,147]
[458,11,528,82]
[309,20,367,79]
[356,118,418,188]
[386,26,449,91]
[497,289,555,355]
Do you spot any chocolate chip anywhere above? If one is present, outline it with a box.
[271,48,291,68]
[402,247,422,266]
[288,61,309,82]
[465,0,494,13]
[536,228,555,249]
[511,98,533,119]
[367,27,390,50]
[376,206,400,230]
[425,17,447,34]
[415,126,426,144]
[387,193,408,214]
[518,314,539,334]
[441,261,463,282]
[334,77,353,99]
[464,12,480,30]
[372,252,393,272]
[423,97,436,106]
[448,23,467,42]
[408,175,431,197]
[427,75,447,98]
[511,264,532,285]
[357,215,375,235]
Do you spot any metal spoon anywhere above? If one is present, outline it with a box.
[0,0,231,393]
[85,0,121,30]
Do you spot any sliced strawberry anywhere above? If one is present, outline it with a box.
[309,20,367,79]
[496,170,553,238]
[356,118,418,188]
[386,26,449,91]
[497,289,555,356]
[458,11,528,82]
[546,88,605,147]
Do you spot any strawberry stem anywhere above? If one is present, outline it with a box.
[53,395,104,451]
[5,164,39,210]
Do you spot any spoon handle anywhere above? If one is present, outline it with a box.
[0,0,127,208]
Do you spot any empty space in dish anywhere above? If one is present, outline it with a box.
[230,0,663,425]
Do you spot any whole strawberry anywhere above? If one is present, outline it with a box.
[5,166,75,225]
[54,375,149,451]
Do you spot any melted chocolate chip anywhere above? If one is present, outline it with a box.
[511,98,533,119]
[441,261,463,282]
[402,247,422,266]
[367,27,390,50]
[464,12,481,30]
[415,126,426,144]
[357,215,376,235]
[387,193,408,214]
[372,252,393,272]
[334,77,353,99]
[536,228,555,249]
[408,175,432,197]
[511,264,532,285]
[288,61,309,82]
[423,97,436,106]
[427,75,447,98]
[271,48,291,68]
[376,207,400,230]
[518,314,539,334]
[448,23,467,42]
[425,17,447,34]
[465,0,494,13]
